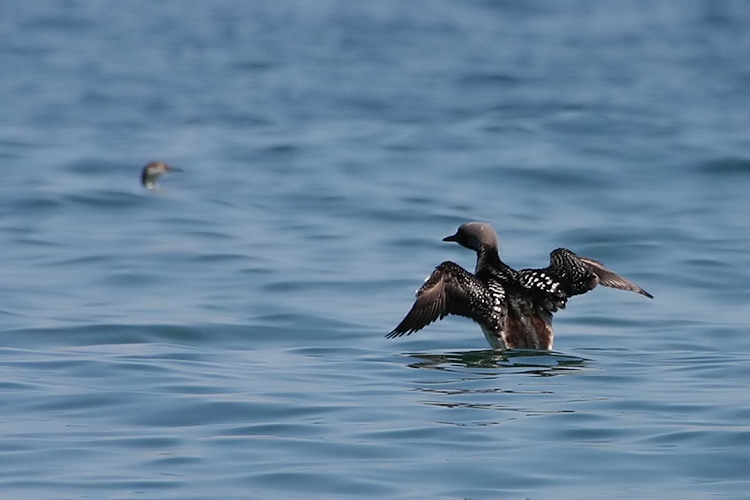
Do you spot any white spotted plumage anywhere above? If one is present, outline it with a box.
[519,271,560,294]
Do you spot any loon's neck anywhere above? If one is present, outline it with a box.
[475,246,511,273]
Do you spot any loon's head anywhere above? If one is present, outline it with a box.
[443,222,499,252]
[141,161,182,190]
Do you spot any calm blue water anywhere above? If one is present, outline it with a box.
[2,1,750,498]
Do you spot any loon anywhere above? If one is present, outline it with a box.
[141,161,182,190]
[387,222,652,350]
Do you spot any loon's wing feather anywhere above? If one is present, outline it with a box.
[544,248,653,299]
[546,248,600,297]
[516,266,568,312]
[517,247,652,312]
[578,256,653,298]
[387,261,490,338]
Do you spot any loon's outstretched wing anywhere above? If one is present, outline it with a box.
[387,261,498,338]
[517,248,652,312]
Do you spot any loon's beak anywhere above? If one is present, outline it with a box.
[442,232,459,243]
[166,165,183,173]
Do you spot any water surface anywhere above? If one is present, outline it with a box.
[1,1,750,498]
